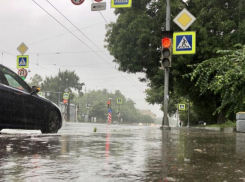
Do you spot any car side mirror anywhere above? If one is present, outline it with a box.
[31,86,41,95]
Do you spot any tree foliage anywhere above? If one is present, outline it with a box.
[73,90,155,123]
[28,74,43,87]
[105,0,245,124]
[41,70,84,105]
[29,73,156,123]
[187,44,245,118]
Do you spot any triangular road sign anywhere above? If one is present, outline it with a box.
[177,36,191,49]
[19,58,26,66]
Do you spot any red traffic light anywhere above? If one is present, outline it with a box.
[162,38,171,48]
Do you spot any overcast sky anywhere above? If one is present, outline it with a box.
[0,0,163,117]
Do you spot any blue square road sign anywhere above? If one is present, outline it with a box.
[17,55,29,68]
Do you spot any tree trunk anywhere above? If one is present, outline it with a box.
[217,109,226,124]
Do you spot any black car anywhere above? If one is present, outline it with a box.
[0,64,62,133]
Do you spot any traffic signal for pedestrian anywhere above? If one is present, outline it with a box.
[159,31,173,69]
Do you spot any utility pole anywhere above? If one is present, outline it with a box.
[86,93,90,122]
[162,0,171,129]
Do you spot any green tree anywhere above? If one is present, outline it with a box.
[28,74,43,87]
[141,115,154,123]
[105,0,245,124]
[41,70,84,104]
[90,102,107,122]
[188,44,245,123]
[74,89,153,123]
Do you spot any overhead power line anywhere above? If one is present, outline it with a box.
[42,0,145,93]
[91,0,108,24]
[0,48,57,75]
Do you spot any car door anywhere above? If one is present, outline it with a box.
[0,65,51,129]
[0,66,32,128]
[0,69,11,126]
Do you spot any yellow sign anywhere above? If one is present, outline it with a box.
[111,0,132,8]
[173,8,196,31]
[173,31,196,55]
[63,93,69,100]
[117,98,123,104]
[17,55,29,68]
[17,42,28,55]
[179,104,185,110]
[37,92,42,96]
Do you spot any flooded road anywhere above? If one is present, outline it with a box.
[0,123,245,181]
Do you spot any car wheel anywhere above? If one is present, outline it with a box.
[41,110,61,134]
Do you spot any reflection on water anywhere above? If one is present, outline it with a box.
[0,124,245,181]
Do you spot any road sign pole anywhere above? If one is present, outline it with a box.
[58,92,60,108]
[162,0,170,129]
[108,98,112,124]
[187,96,190,127]
[67,96,70,121]
[176,105,179,127]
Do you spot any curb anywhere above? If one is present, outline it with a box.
[170,126,236,133]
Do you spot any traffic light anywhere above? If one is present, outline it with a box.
[159,31,173,69]
[107,100,111,108]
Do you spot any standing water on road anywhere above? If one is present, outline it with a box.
[0,123,245,181]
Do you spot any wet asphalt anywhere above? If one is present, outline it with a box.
[0,122,245,182]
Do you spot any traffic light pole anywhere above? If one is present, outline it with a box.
[67,96,70,121]
[162,0,171,128]
[163,68,169,126]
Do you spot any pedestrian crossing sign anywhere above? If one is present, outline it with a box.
[17,55,29,68]
[117,98,123,104]
[179,104,185,110]
[111,0,132,8]
[63,93,69,100]
[173,32,196,55]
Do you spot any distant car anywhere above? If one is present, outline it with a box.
[0,64,62,133]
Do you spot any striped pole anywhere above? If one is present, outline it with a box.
[108,111,112,124]
[107,98,112,124]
